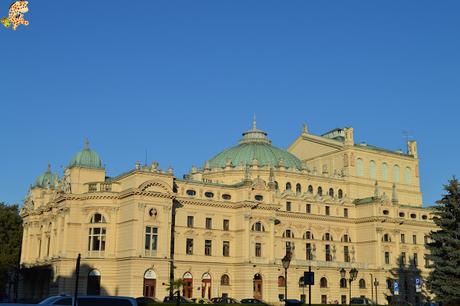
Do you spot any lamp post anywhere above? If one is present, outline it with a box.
[373,278,379,305]
[340,267,358,306]
[281,246,292,301]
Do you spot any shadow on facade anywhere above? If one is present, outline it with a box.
[384,254,431,306]
[20,263,108,303]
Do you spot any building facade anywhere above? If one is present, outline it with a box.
[19,121,436,304]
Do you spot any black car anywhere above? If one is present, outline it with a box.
[163,296,193,304]
[240,298,270,305]
[136,297,162,306]
[210,297,240,304]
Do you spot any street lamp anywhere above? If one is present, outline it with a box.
[281,246,292,301]
[340,267,358,305]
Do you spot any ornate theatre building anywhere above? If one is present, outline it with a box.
[19,121,436,304]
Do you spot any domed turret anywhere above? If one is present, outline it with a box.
[69,139,103,169]
[207,117,302,170]
[34,164,59,189]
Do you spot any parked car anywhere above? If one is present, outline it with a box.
[283,299,302,306]
[240,298,270,305]
[210,297,240,304]
[350,297,376,305]
[136,297,162,306]
[191,298,213,304]
[163,296,194,304]
[34,295,138,306]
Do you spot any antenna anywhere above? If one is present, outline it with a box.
[144,148,148,166]
[402,130,412,153]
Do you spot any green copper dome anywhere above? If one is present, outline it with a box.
[207,119,302,170]
[34,164,59,188]
[69,140,103,169]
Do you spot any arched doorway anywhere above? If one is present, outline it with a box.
[183,272,193,298]
[253,274,263,300]
[201,273,211,299]
[143,269,157,298]
[87,269,101,295]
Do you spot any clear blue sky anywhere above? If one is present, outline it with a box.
[2,1,459,206]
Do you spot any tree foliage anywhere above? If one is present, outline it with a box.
[426,178,460,305]
[0,202,22,299]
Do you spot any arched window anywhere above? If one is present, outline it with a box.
[87,269,101,295]
[383,233,391,242]
[283,229,294,238]
[308,185,313,193]
[221,274,230,286]
[404,167,412,184]
[303,231,314,240]
[274,181,279,190]
[328,188,334,198]
[88,214,106,254]
[341,234,350,243]
[320,277,328,288]
[369,160,376,179]
[322,233,333,241]
[381,163,388,181]
[356,158,364,177]
[299,277,305,288]
[296,183,302,194]
[359,279,366,289]
[317,187,323,196]
[340,278,347,288]
[278,276,285,287]
[251,222,265,232]
[286,182,292,191]
[393,165,400,183]
[338,189,343,199]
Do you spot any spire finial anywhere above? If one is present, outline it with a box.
[47,163,51,172]
[302,123,308,135]
[252,114,257,130]
[84,138,90,150]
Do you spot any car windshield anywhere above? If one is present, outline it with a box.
[39,296,64,304]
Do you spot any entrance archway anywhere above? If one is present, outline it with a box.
[201,273,212,299]
[253,274,263,300]
[183,272,193,298]
[143,269,157,297]
[87,269,101,295]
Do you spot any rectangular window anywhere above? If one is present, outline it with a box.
[306,243,313,260]
[401,252,406,265]
[255,243,262,257]
[88,227,106,252]
[413,253,418,266]
[145,226,158,252]
[223,241,230,257]
[325,206,330,216]
[186,238,193,255]
[413,234,417,244]
[187,216,194,228]
[424,235,428,244]
[384,252,390,264]
[344,208,348,218]
[205,217,212,230]
[325,244,332,261]
[223,219,230,231]
[205,240,212,256]
[306,204,311,214]
[401,234,405,244]
[286,202,291,212]
[341,295,347,305]
[344,246,350,262]
[321,295,327,304]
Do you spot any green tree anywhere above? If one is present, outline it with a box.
[165,278,185,296]
[0,202,22,301]
[426,178,460,305]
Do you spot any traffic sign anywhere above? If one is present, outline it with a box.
[304,271,314,285]
[415,278,422,293]
[393,281,399,296]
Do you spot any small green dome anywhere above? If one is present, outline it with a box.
[34,164,59,188]
[207,119,302,170]
[69,140,103,169]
